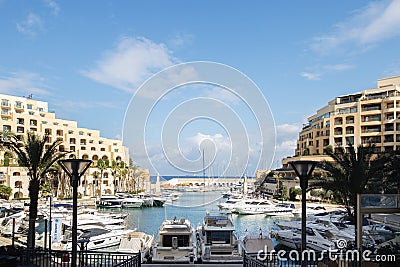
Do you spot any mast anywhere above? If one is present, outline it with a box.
[202,149,205,188]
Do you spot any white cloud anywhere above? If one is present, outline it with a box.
[311,0,400,54]
[300,72,321,81]
[274,123,301,167]
[44,0,60,15]
[168,33,194,48]
[324,63,354,71]
[16,13,43,37]
[205,87,241,105]
[0,71,50,95]
[83,37,177,93]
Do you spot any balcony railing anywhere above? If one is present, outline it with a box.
[20,249,141,267]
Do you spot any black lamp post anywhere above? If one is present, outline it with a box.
[289,160,316,267]
[58,159,92,267]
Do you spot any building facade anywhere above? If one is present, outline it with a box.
[0,94,150,200]
[295,76,400,156]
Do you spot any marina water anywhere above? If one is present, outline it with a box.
[104,191,282,243]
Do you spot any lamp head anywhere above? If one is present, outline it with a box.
[58,159,92,184]
[289,160,317,189]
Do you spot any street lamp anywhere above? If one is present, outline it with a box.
[289,160,317,267]
[58,159,92,267]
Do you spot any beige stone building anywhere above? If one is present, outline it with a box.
[0,93,149,199]
[296,76,400,156]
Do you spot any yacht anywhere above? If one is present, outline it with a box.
[292,204,328,217]
[117,232,154,262]
[264,202,296,216]
[96,195,123,208]
[197,213,242,263]
[271,226,342,251]
[217,199,243,213]
[234,199,277,215]
[122,197,144,208]
[152,217,197,263]
[57,227,135,250]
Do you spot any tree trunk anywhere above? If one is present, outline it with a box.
[27,178,40,248]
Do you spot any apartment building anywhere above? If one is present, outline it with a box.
[295,76,400,156]
[0,93,135,199]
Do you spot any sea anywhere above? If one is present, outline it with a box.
[100,191,291,242]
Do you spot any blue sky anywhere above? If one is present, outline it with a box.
[1,0,400,175]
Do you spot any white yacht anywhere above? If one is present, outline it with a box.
[272,225,348,252]
[96,195,123,208]
[292,204,328,217]
[122,197,144,208]
[117,232,154,262]
[152,217,197,263]
[234,199,277,215]
[217,199,243,213]
[57,228,135,250]
[197,213,242,263]
[264,202,296,216]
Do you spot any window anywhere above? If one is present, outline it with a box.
[27,104,33,109]
[3,125,11,131]
[15,101,23,108]
[38,107,44,112]
[79,131,84,135]
[114,149,119,152]
[68,130,74,134]
[29,111,34,115]
[1,99,9,106]
[17,118,24,125]
[40,113,45,117]
[100,148,105,151]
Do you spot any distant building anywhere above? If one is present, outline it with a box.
[0,93,149,199]
[295,76,400,156]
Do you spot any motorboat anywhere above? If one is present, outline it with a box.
[240,228,274,255]
[117,232,154,262]
[96,195,123,208]
[152,217,197,263]
[234,199,277,215]
[197,213,242,263]
[217,199,243,212]
[58,227,136,250]
[292,204,328,217]
[264,202,296,216]
[271,227,341,251]
[136,193,154,207]
[122,197,144,208]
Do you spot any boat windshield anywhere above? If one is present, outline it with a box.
[162,234,190,247]
[206,231,231,245]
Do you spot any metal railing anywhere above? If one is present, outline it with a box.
[20,248,141,267]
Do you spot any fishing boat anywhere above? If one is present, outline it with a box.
[152,217,197,263]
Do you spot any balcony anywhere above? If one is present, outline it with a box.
[362,105,381,112]
[1,101,10,108]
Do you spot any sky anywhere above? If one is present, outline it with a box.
[1,0,400,176]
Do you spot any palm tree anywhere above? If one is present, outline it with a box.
[314,144,384,249]
[315,144,383,219]
[110,160,119,194]
[1,132,67,248]
[97,159,108,196]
